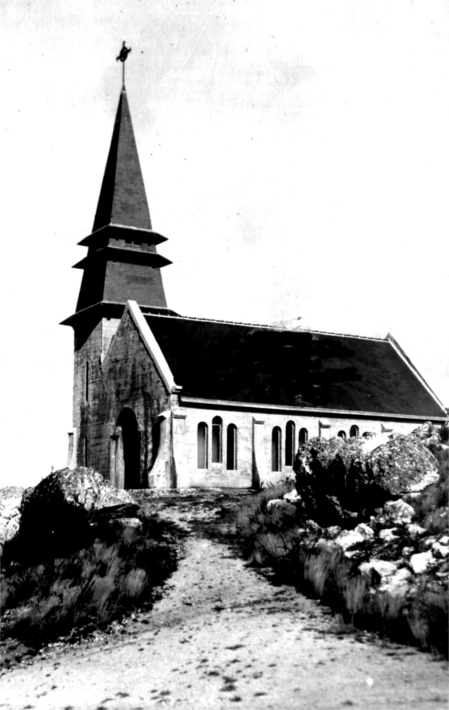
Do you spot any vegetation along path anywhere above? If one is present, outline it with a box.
[0,492,447,709]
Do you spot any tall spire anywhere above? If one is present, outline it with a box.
[61,49,172,328]
[92,87,152,233]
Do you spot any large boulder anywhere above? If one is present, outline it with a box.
[6,468,138,563]
[294,424,440,527]
[0,487,30,546]
[294,436,372,523]
[382,499,415,526]
[366,435,438,495]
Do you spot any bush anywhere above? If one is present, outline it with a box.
[232,485,448,657]
[0,515,177,649]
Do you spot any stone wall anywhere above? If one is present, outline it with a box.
[73,312,170,486]
[173,405,424,489]
[102,309,170,485]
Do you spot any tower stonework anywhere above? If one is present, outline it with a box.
[62,85,172,482]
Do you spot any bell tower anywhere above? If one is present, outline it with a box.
[62,47,172,474]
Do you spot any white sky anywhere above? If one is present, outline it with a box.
[0,0,448,487]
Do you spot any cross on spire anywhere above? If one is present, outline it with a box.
[116,41,132,86]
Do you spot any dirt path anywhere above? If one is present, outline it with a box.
[0,494,447,709]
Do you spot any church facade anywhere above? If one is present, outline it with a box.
[62,84,447,489]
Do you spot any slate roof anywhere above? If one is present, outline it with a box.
[144,314,446,418]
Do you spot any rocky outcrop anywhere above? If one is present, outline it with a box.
[4,468,139,563]
[381,499,415,525]
[293,424,442,528]
[263,422,449,643]
[366,435,439,495]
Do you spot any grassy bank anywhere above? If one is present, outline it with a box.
[233,483,448,658]
[0,513,179,664]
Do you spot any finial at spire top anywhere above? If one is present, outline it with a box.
[116,41,132,86]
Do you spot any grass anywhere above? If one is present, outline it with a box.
[232,476,449,658]
[0,514,178,657]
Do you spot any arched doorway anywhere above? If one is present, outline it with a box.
[114,408,141,489]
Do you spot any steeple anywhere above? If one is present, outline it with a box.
[62,73,171,328]
[92,87,153,233]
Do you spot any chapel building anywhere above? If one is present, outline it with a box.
[62,82,447,489]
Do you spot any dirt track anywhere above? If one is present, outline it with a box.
[0,493,447,709]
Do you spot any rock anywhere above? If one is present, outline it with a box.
[409,551,435,574]
[431,542,449,559]
[266,498,282,511]
[0,487,27,545]
[305,519,323,534]
[30,467,134,510]
[324,525,342,539]
[423,537,437,548]
[367,435,439,495]
[293,424,439,528]
[110,517,142,529]
[294,436,374,523]
[410,421,449,459]
[334,529,364,551]
[439,535,449,546]
[359,433,392,455]
[436,561,449,579]
[379,528,398,542]
[10,468,138,561]
[408,422,442,444]
[359,559,398,583]
[407,523,427,538]
[378,568,413,598]
[382,499,415,525]
[266,499,297,514]
[283,490,302,504]
[401,546,414,557]
[354,523,374,540]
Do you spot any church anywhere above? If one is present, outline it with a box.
[62,72,447,490]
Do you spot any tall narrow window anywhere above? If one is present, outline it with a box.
[212,416,223,463]
[298,428,308,447]
[226,424,238,470]
[197,423,208,468]
[272,427,282,472]
[85,362,89,403]
[350,425,359,438]
[338,430,347,440]
[285,421,296,466]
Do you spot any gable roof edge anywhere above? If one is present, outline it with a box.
[127,300,180,394]
[386,332,446,414]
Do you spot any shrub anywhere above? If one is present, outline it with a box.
[232,486,448,657]
[0,515,177,649]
